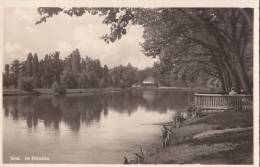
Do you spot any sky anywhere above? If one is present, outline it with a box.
[3,7,156,69]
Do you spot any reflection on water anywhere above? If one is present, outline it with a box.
[3,90,193,164]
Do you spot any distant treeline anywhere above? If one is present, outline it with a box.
[3,49,153,90]
[3,49,213,91]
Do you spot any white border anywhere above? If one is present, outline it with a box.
[1,0,258,8]
[0,0,259,167]
[253,2,259,166]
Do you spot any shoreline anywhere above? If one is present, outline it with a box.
[2,88,128,96]
[139,110,253,164]
[3,87,212,96]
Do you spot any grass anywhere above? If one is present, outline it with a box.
[143,110,253,164]
[190,130,253,164]
[187,111,253,128]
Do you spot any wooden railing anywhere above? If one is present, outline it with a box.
[194,93,253,111]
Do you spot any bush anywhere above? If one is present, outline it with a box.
[19,77,33,92]
[52,81,67,94]
[55,85,67,94]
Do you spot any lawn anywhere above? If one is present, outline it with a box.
[143,110,253,164]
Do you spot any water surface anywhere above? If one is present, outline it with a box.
[3,90,193,164]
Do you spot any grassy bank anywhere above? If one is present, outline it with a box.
[3,88,126,96]
[142,111,253,164]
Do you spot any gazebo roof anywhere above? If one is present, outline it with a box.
[143,76,156,84]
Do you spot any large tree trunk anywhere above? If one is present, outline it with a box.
[225,44,252,94]
[218,64,231,93]
[211,32,248,93]
[223,61,240,92]
[219,71,227,92]
[221,69,232,93]
[234,59,252,93]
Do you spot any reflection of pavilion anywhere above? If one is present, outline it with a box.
[142,90,156,103]
[142,76,158,88]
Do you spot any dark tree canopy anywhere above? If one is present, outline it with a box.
[4,48,158,90]
[36,7,253,93]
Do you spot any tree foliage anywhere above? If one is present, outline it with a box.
[18,76,33,91]
[4,49,158,89]
[36,7,253,93]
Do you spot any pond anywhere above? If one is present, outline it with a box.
[3,90,193,164]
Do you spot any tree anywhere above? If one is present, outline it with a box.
[40,51,64,88]
[3,64,10,88]
[33,53,39,76]
[36,7,253,93]
[42,54,52,88]
[101,65,111,87]
[61,70,78,88]
[52,80,66,94]
[5,48,158,89]
[140,9,252,93]
[18,76,33,91]
[10,59,21,88]
[123,63,138,87]
[78,72,90,88]
[32,53,40,87]
[71,48,81,73]
[26,52,34,77]
[81,58,87,72]
[37,60,45,88]
[50,51,63,82]
[79,56,104,88]
[110,64,138,88]
[136,67,158,83]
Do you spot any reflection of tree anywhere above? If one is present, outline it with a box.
[3,96,62,129]
[2,95,107,131]
[4,98,20,120]
[26,112,38,128]
[22,97,38,128]
[4,106,9,117]
[12,100,19,120]
[108,92,140,115]
[138,90,193,112]
[108,90,193,115]
[60,95,105,129]
[33,97,62,129]
[13,103,20,120]
[3,90,193,131]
